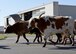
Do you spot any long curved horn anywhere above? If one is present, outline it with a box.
[39,12,45,18]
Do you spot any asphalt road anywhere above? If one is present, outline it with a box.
[0,34,76,54]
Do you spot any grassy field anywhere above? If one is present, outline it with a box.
[0,33,37,40]
[0,34,7,40]
[0,33,35,39]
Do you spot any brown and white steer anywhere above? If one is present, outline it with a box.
[28,16,75,47]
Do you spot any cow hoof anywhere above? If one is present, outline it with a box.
[43,45,45,47]
[15,41,18,43]
[27,40,29,43]
[72,44,74,46]
[43,44,46,47]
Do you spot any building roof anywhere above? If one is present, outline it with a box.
[18,4,45,14]
[17,1,59,14]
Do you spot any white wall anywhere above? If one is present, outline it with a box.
[45,3,54,16]
[45,2,59,16]
[32,8,45,18]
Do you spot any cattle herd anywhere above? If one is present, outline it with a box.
[5,13,76,47]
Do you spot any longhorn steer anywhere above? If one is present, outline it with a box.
[5,21,29,43]
[29,16,75,47]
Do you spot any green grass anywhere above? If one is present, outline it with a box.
[0,34,7,40]
[4,33,36,37]
[0,33,38,40]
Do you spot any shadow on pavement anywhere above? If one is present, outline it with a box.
[48,45,76,50]
[15,42,76,51]
[0,45,11,49]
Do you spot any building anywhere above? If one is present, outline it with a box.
[5,1,76,27]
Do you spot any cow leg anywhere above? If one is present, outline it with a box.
[16,35,20,43]
[37,34,41,43]
[69,27,75,46]
[37,36,40,43]
[23,34,29,43]
[71,35,74,46]
[33,34,38,43]
[60,34,65,44]
[43,35,55,47]
[40,35,42,43]
[37,34,42,43]
[38,33,42,43]
[56,33,62,43]
[68,36,72,44]
[43,38,47,47]
[43,34,52,47]
[48,35,56,45]
[69,30,75,46]
[72,36,74,46]
[63,37,67,45]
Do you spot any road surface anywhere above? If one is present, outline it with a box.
[0,34,76,54]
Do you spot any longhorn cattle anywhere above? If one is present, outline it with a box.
[5,21,29,43]
[28,16,75,47]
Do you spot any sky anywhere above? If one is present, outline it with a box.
[0,0,76,26]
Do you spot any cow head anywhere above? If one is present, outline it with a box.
[29,18,39,29]
[5,25,13,33]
